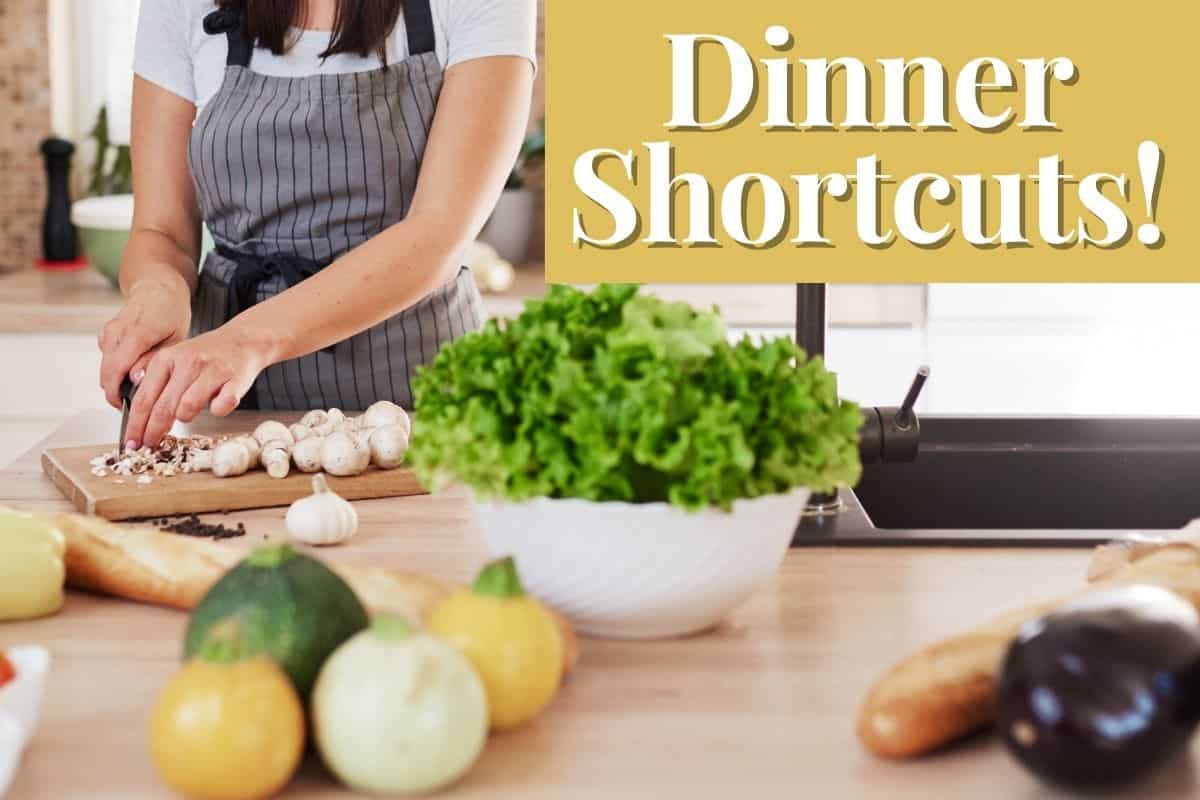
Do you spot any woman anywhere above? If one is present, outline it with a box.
[99,0,535,449]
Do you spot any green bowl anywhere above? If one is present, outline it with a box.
[77,226,130,287]
[72,195,134,289]
[72,196,215,288]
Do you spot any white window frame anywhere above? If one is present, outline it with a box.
[48,0,140,183]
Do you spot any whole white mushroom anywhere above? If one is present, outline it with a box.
[211,438,253,478]
[322,431,370,477]
[234,435,262,464]
[369,424,410,470]
[253,420,295,448]
[300,409,330,429]
[363,400,410,433]
[260,439,292,479]
[292,436,325,473]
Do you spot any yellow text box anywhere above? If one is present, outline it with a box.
[545,2,1196,283]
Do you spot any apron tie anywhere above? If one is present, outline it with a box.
[215,244,337,354]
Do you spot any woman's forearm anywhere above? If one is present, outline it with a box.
[119,227,199,304]
[225,211,467,364]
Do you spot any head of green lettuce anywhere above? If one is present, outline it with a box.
[409,284,862,512]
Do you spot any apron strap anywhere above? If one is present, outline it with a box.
[405,0,436,56]
[202,6,254,68]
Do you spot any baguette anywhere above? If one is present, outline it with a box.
[47,511,245,609]
[857,540,1200,759]
[7,507,577,673]
[1087,526,1200,582]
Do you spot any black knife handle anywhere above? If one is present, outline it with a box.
[118,376,138,451]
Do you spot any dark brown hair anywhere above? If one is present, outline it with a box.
[219,0,404,60]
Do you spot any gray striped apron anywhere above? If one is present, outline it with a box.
[187,0,485,411]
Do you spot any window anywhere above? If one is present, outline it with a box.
[49,0,140,150]
[814,283,1200,416]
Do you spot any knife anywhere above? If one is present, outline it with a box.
[118,376,137,452]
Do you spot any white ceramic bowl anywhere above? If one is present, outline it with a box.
[472,489,809,639]
[0,646,50,796]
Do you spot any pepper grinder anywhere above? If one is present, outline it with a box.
[38,137,83,267]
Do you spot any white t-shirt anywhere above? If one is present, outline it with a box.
[133,0,537,110]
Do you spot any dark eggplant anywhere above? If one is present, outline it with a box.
[996,585,1200,790]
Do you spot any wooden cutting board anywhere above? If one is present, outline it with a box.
[41,445,426,520]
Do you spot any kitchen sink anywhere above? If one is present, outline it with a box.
[794,417,1200,547]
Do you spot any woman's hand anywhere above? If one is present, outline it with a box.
[99,280,192,410]
[122,325,279,449]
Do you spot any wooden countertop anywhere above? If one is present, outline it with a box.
[0,268,122,334]
[0,267,545,335]
[1,411,1184,799]
[0,267,802,334]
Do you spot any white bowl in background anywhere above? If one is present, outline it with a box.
[471,489,809,639]
[0,645,50,796]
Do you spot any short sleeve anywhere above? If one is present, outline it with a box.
[133,0,197,103]
[442,0,537,72]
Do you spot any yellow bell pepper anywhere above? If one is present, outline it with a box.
[0,511,66,621]
[429,557,564,731]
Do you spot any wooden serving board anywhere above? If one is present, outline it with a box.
[41,445,427,520]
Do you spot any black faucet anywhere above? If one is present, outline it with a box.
[795,284,927,511]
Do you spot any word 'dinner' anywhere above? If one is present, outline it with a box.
[570,28,1166,252]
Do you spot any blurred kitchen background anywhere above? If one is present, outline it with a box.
[2,0,1199,466]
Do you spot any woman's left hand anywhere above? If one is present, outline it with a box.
[122,327,276,449]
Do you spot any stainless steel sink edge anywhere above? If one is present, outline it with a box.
[791,490,1121,549]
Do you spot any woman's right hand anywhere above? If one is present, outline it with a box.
[98,280,192,410]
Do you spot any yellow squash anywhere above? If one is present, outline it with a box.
[149,620,305,800]
[0,511,66,621]
[429,557,564,730]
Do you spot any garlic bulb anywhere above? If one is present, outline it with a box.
[286,474,358,546]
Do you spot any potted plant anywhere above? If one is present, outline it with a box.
[408,284,862,639]
[478,121,545,265]
[70,106,134,287]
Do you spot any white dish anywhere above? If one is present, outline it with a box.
[0,646,50,797]
[472,489,809,639]
[70,194,134,230]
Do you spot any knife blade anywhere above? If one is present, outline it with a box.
[118,376,136,452]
